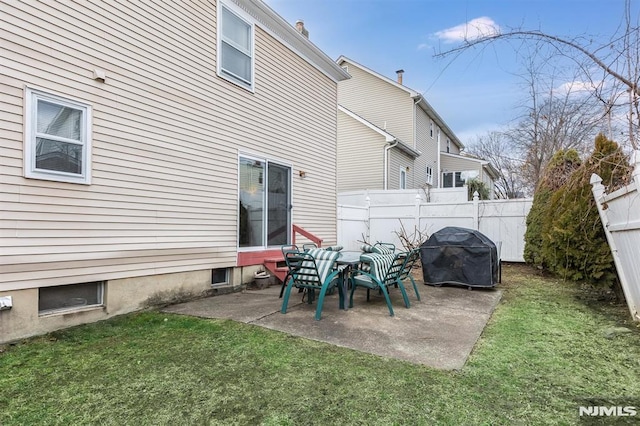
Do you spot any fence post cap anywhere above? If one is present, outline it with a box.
[590,173,603,185]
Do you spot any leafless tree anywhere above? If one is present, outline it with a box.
[466,131,528,198]
[435,0,640,150]
[467,45,605,193]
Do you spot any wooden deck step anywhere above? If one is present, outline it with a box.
[263,256,287,282]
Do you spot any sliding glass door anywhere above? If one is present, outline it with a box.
[239,156,291,249]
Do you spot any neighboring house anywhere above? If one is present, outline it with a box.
[0,0,348,343]
[336,56,499,197]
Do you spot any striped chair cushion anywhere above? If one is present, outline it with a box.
[362,243,395,255]
[325,245,344,252]
[373,244,395,255]
[299,248,340,284]
[360,244,376,253]
[359,253,395,282]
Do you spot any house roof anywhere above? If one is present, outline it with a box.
[338,105,421,158]
[238,0,350,82]
[336,55,464,150]
[441,152,501,180]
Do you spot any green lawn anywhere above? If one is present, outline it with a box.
[1,264,639,425]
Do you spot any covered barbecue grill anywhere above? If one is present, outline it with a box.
[420,227,500,288]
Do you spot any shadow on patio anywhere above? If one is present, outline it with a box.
[162,280,502,370]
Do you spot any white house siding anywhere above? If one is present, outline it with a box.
[440,155,482,178]
[415,107,439,188]
[338,62,414,145]
[1,1,340,292]
[337,111,385,191]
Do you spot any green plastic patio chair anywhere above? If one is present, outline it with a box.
[349,252,410,316]
[279,244,300,299]
[396,248,421,301]
[280,248,342,320]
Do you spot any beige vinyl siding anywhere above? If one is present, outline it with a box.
[440,156,482,178]
[443,135,461,155]
[1,1,339,290]
[338,63,414,145]
[388,150,414,190]
[415,108,438,187]
[337,111,385,191]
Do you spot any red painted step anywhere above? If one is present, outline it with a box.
[263,257,288,283]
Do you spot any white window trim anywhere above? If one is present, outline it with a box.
[399,168,407,189]
[24,86,92,185]
[217,0,255,92]
[426,166,433,186]
[237,152,293,251]
[442,171,468,188]
[429,121,434,138]
[38,281,104,316]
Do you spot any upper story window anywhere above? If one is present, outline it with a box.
[24,87,92,184]
[218,1,254,91]
[429,121,434,138]
[426,166,433,185]
[446,138,451,153]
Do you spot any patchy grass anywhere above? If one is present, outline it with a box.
[1,264,640,425]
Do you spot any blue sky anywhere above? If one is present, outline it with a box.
[265,0,638,146]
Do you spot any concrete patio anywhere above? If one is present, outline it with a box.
[162,281,502,370]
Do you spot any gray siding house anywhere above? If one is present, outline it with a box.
[336,56,498,196]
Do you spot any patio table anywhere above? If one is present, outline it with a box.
[335,251,362,310]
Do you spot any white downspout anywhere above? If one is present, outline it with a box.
[413,96,422,150]
[436,131,441,188]
[383,139,398,190]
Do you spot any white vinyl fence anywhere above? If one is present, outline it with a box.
[591,149,640,321]
[337,192,532,262]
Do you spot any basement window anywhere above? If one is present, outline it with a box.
[39,281,104,315]
[212,268,229,286]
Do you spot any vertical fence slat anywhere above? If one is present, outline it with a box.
[590,149,640,321]
[338,192,532,262]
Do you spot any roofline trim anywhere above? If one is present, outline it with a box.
[338,105,421,158]
[234,0,350,82]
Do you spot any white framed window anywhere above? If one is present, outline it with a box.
[442,171,465,188]
[429,121,434,138]
[212,268,230,286]
[24,87,92,184]
[426,166,433,185]
[442,170,478,188]
[38,281,104,315]
[217,0,254,91]
[446,138,451,153]
[399,168,407,189]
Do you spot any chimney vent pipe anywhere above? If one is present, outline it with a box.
[295,19,309,38]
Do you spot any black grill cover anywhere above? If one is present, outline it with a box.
[420,227,499,288]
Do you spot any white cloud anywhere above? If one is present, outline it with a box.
[434,17,500,43]
[556,80,594,93]
[417,43,430,51]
